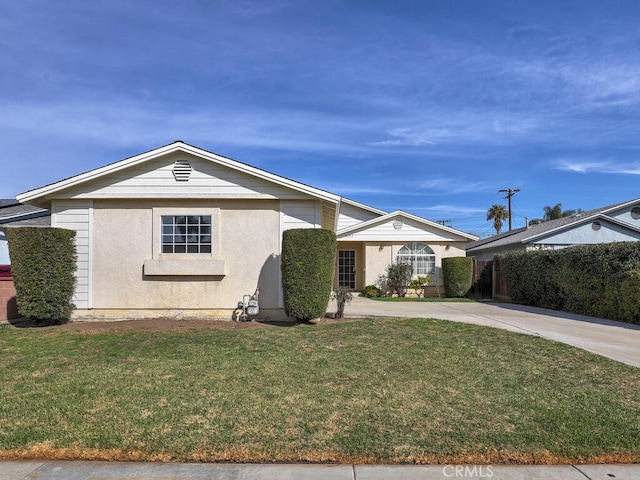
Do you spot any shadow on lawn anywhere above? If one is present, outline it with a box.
[5,317,64,328]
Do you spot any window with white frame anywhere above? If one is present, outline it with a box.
[161,215,212,254]
[396,242,435,275]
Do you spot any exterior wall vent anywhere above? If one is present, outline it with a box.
[173,160,192,181]
[393,219,404,230]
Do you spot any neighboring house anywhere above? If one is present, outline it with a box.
[336,208,476,291]
[16,141,477,320]
[0,200,50,321]
[0,199,51,265]
[466,198,640,261]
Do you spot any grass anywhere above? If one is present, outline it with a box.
[1,318,639,464]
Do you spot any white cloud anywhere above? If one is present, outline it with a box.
[417,178,493,194]
[555,159,640,175]
[412,204,487,216]
[370,127,454,146]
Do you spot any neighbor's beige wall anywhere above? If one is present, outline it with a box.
[92,199,282,310]
[363,241,468,286]
[364,243,394,287]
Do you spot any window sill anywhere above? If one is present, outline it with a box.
[143,258,226,276]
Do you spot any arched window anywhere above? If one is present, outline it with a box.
[397,242,435,275]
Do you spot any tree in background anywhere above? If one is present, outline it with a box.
[543,203,582,221]
[486,204,509,234]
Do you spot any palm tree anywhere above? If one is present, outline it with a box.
[487,204,509,234]
[543,203,580,221]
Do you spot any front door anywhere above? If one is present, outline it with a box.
[338,249,356,289]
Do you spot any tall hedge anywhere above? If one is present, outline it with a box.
[499,242,640,324]
[7,227,77,324]
[442,257,473,297]
[281,228,336,321]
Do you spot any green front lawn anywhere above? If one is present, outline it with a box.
[1,318,639,464]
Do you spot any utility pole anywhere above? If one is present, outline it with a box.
[499,188,520,231]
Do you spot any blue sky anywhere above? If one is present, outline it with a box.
[3,0,640,237]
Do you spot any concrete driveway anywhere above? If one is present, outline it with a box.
[332,296,640,368]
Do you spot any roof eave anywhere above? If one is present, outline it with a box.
[17,141,341,206]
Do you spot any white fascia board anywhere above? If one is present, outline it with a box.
[333,198,342,232]
[337,209,478,241]
[599,198,640,215]
[18,142,341,206]
[339,197,387,216]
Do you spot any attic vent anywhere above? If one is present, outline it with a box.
[173,160,192,181]
[592,221,602,231]
[632,207,640,220]
[393,220,404,230]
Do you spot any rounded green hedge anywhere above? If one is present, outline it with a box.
[442,257,473,297]
[281,228,336,321]
[7,227,77,324]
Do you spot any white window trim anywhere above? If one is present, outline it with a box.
[396,242,436,276]
[144,207,225,276]
[151,207,220,259]
[160,214,213,254]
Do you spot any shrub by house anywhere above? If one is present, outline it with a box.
[7,227,77,324]
[281,228,336,321]
[375,262,413,297]
[442,257,473,297]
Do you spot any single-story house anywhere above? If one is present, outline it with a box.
[16,141,477,320]
[466,198,640,261]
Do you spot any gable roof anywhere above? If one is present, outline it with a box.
[466,198,640,253]
[17,141,341,206]
[0,199,19,207]
[14,141,480,240]
[337,210,478,241]
[339,197,387,217]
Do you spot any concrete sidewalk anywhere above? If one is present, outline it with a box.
[2,460,640,479]
[332,296,640,368]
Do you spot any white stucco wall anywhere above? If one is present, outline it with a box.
[90,199,284,311]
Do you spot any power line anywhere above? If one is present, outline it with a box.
[499,188,520,231]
